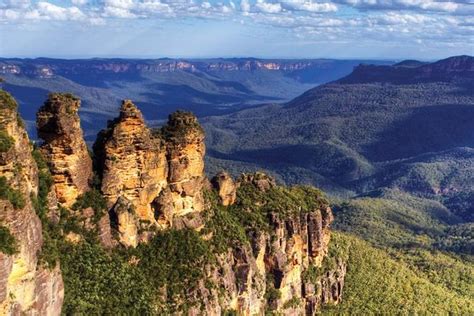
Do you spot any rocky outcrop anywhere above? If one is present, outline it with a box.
[94,104,206,246]
[188,174,343,315]
[157,111,206,223]
[94,100,168,225]
[36,93,92,207]
[211,172,237,206]
[0,90,64,315]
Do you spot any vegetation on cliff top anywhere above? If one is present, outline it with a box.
[72,189,107,224]
[57,181,331,314]
[203,180,329,253]
[0,89,18,110]
[160,110,204,143]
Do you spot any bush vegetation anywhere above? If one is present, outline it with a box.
[0,176,25,209]
[0,225,17,255]
[323,232,474,314]
[0,90,18,110]
[0,130,14,152]
[72,189,107,223]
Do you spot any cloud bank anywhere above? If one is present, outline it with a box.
[0,0,472,57]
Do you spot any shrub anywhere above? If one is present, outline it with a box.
[0,176,25,209]
[72,189,107,223]
[0,226,17,255]
[0,90,17,110]
[31,149,53,221]
[203,189,249,253]
[0,130,14,152]
[60,241,154,315]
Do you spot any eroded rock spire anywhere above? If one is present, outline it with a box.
[36,93,92,207]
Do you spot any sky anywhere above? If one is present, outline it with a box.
[0,0,473,59]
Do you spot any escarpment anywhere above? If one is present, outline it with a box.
[194,174,344,315]
[36,93,93,207]
[1,90,346,315]
[0,90,64,315]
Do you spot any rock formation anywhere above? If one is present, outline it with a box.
[211,172,237,206]
[36,93,92,207]
[156,111,206,223]
[93,100,168,241]
[0,90,64,315]
[188,174,343,315]
[94,104,206,246]
[1,91,345,315]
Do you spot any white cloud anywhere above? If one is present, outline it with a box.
[136,0,171,13]
[103,6,135,17]
[0,0,472,51]
[71,0,88,5]
[333,0,472,14]
[103,0,134,10]
[1,0,31,9]
[241,0,251,12]
[27,2,86,20]
[281,0,338,12]
[255,0,282,13]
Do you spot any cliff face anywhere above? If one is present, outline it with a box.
[0,59,336,78]
[192,174,343,315]
[36,93,92,207]
[93,100,168,247]
[0,90,64,315]
[338,55,474,84]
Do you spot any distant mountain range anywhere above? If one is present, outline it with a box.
[203,55,474,222]
[0,57,392,139]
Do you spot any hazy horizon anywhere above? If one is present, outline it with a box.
[1,54,470,62]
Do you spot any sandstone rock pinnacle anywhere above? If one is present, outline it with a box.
[36,93,92,207]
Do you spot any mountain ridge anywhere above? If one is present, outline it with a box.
[338,55,474,84]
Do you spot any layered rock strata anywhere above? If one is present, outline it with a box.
[94,103,206,246]
[1,90,345,315]
[190,175,343,315]
[0,90,64,315]
[36,93,92,207]
[155,111,206,224]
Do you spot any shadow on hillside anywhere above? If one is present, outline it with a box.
[367,104,474,162]
[207,143,373,184]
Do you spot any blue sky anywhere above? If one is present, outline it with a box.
[0,0,473,59]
